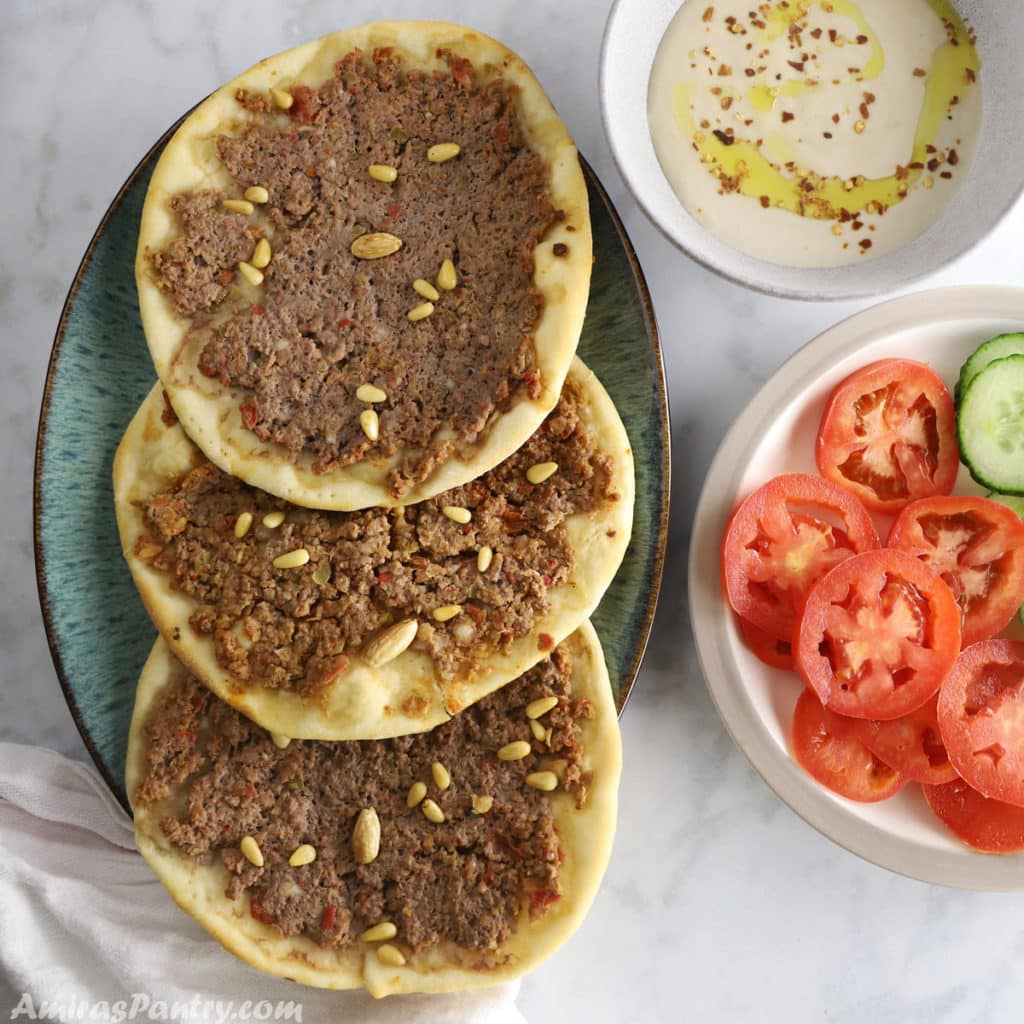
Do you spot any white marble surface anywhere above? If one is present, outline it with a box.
[5,1,1024,1021]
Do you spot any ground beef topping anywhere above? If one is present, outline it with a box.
[135,382,616,693]
[148,47,561,496]
[136,647,592,954]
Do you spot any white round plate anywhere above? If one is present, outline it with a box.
[689,285,1024,890]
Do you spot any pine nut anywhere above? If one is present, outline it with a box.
[472,795,493,815]
[368,164,398,183]
[526,771,559,792]
[360,921,397,942]
[353,808,381,865]
[376,944,406,966]
[421,799,445,823]
[273,548,310,570]
[431,761,451,790]
[407,781,427,808]
[312,562,331,585]
[477,546,493,572]
[427,142,461,163]
[233,511,254,539]
[270,732,291,749]
[497,741,531,761]
[364,619,418,668]
[237,261,264,286]
[442,505,471,524]
[413,279,440,302]
[288,844,316,867]
[269,87,294,110]
[526,462,558,485]
[263,511,285,529]
[251,237,272,269]
[407,302,435,322]
[360,408,380,442]
[526,696,558,720]
[432,604,463,622]
[356,383,387,403]
[244,185,269,204]
[240,836,264,867]
[351,232,402,259]
[437,258,457,291]
[223,199,254,214]
[530,719,546,741]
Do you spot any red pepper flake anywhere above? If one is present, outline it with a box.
[787,60,804,72]
[542,574,553,588]
[217,269,235,285]
[250,303,265,316]
[387,201,404,220]
[239,400,259,431]
[810,27,822,38]
[243,782,257,799]
[859,238,873,250]
[856,34,868,44]
[913,67,927,77]
[337,317,353,329]
[940,171,953,179]
[376,571,392,584]
[538,633,554,652]
[323,657,350,683]
[859,102,870,119]
[832,113,841,124]
[781,111,795,123]
[744,68,756,77]
[321,906,337,931]
[759,195,770,208]
[948,149,960,166]
[552,242,569,257]
[828,29,838,42]
[966,67,976,83]
[702,5,713,21]
[529,889,560,918]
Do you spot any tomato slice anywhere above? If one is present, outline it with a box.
[736,615,793,670]
[795,549,961,720]
[722,473,880,642]
[887,496,1024,647]
[937,639,1024,807]
[923,778,1024,854]
[852,695,957,785]
[815,358,958,514]
[791,690,907,802]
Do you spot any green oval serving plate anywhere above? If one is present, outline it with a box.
[34,122,670,812]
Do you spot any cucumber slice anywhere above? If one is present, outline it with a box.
[956,332,1024,405]
[957,354,1024,494]
[987,491,1024,518]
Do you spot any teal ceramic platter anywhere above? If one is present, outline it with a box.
[34,123,670,812]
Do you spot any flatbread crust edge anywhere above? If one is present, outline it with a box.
[135,20,592,511]
[125,622,621,997]
[113,356,634,740]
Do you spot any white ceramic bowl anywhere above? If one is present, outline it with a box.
[600,0,1024,300]
[689,285,1024,890]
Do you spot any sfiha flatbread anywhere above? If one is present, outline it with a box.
[114,357,633,739]
[126,623,620,996]
[136,21,592,510]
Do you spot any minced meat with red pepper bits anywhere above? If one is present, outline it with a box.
[147,46,561,497]
[135,647,591,953]
[134,382,616,693]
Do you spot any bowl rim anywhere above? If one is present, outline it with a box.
[688,283,1024,890]
[599,0,1024,301]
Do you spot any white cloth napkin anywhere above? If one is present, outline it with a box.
[0,743,525,1024]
